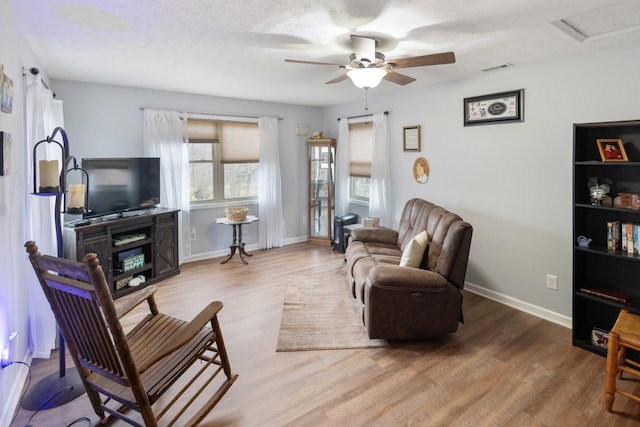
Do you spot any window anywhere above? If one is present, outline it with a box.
[349,122,373,201]
[187,118,259,203]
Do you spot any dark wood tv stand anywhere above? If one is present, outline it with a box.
[63,208,180,299]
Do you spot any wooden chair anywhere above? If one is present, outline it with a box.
[605,309,640,412]
[25,241,237,427]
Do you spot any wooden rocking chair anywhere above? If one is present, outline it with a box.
[25,241,237,426]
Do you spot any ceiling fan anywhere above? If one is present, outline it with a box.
[285,34,455,89]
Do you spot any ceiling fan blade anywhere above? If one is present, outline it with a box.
[350,35,376,63]
[325,74,349,84]
[284,59,345,67]
[383,71,416,86]
[388,52,455,69]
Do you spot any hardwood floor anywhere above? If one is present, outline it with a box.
[10,243,640,426]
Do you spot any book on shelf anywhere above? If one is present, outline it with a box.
[580,286,631,306]
[634,224,640,255]
[607,220,621,251]
[627,222,635,255]
[607,221,613,250]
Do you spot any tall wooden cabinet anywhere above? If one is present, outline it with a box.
[64,208,180,299]
[573,119,640,357]
[307,138,335,245]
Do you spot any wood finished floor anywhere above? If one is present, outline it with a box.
[10,243,640,427]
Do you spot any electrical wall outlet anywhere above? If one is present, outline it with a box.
[1,331,18,368]
[546,274,558,291]
[190,228,196,240]
[302,215,307,224]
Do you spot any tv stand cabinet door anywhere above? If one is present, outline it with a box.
[154,212,179,278]
[77,231,112,284]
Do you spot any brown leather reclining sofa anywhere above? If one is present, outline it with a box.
[345,198,473,339]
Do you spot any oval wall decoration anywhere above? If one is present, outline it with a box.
[413,157,429,184]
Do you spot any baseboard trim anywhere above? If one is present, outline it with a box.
[1,351,32,427]
[464,282,572,329]
[183,236,308,264]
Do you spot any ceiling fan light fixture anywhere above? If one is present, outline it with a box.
[347,68,387,89]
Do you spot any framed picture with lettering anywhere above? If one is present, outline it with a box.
[403,125,421,152]
[464,89,524,126]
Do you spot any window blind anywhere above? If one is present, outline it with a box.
[187,119,258,162]
[349,122,373,177]
[187,119,219,141]
[220,122,259,163]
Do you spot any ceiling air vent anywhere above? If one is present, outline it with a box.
[552,1,640,43]
[481,63,514,72]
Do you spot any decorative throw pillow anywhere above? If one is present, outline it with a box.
[399,231,429,268]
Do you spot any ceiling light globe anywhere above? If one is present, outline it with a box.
[347,68,387,89]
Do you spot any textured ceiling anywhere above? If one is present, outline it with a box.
[6,0,640,107]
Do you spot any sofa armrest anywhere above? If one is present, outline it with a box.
[351,227,398,245]
[368,264,450,290]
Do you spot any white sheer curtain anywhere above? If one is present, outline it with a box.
[25,74,64,358]
[258,117,284,249]
[369,112,392,227]
[335,118,350,216]
[142,109,190,263]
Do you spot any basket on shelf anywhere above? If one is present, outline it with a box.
[225,206,249,222]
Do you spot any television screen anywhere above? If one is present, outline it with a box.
[82,157,161,218]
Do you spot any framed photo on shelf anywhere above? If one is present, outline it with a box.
[403,125,421,152]
[597,138,628,162]
[591,327,610,349]
[463,89,524,126]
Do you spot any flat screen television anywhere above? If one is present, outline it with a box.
[82,157,161,218]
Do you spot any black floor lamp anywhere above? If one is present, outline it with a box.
[22,127,86,410]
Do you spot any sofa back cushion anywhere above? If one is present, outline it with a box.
[397,199,444,250]
[397,198,473,288]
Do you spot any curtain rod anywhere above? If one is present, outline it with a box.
[23,67,55,96]
[338,111,388,121]
[140,107,282,120]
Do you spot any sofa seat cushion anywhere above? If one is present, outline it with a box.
[371,254,401,265]
[346,241,401,282]
[360,242,401,257]
[352,257,378,302]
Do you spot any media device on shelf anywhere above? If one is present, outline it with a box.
[82,157,161,219]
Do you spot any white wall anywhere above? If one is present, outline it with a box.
[324,40,640,321]
[0,0,48,423]
[51,80,324,258]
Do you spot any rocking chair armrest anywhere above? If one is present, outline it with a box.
[137,301,224,373]
[115,285,158,319]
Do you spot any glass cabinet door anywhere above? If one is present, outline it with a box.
[308,138,335,245]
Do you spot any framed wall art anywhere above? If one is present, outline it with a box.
[403,125,421,152]
[597,138,628,162]
[1,71,14,114]
[464,89,524,126]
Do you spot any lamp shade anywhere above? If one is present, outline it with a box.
[347,68,387,89]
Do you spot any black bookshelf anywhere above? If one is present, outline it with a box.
[573,119,640,357]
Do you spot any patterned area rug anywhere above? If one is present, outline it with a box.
[276,267,389,352]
